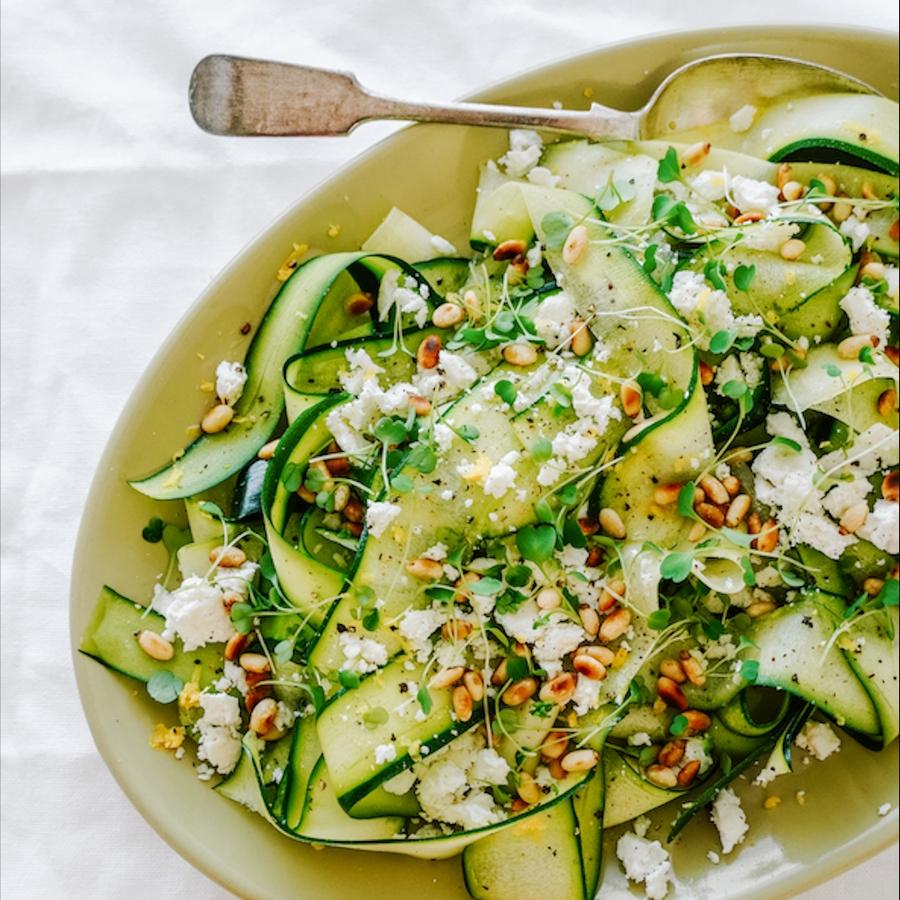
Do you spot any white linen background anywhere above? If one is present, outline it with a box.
[1,0,897,896]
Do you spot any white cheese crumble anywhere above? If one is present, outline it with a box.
[483,451,520,498]
[338,633,389,674]
[398,607,447,662]
[414,351,479,403]
[628,732,653,747]
[365,501,402,538]
[730,175,780,215]
[377,270,429,327]
[533,291,576,348]
[196,691,242,775]
[340,348,385,396]
[616,831,673,900]
[526,165,561,188]
[710,787,749,854]
[690,169,728,202]
[795,721,841,760]
[215,360,247,406]
[729,104,757,133]
[500,129,543,178]
[715,352,763,397]
[374,743,398,765]
[857,500,900,554]
[878,802,893,816]
[572,672,603,715]
[839,214,871,252]
[740,220,800,251]
[151,577,235,651]
[839,285,891,345]
[422,542,448,561]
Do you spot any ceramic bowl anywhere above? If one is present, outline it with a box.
[71,24,899,900]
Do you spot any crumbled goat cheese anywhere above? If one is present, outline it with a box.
[430,234,457,256]
[822,477,872,520]
[151,577,235,651]
[795,721,841,760]
[340,348,385,396]
[730,175,780,215]
[526,165,561,188]
[196,692,242,775]
[433,423,455,452]
[214,660,249,696]
[740,220,800,251]
[820,424,899,477]
[483,451,520,498]
[857,500,899,554]
[839,214,870,252]
[377,270,429,327]
[422,542,448,561]
[616,831,673,900]
[710,787,749,854]
[839,285,891,345]
[339,633,389,674]
[633,815,652,838]
[215,360,247,406]
[365,501,402,538]
[533,291,576,348]
[415,351,478,402]
[399,607,447,662]
[374,743,398,765]
[572,672,603,715]
[690,169,728,202]
[500,129,543,177]
[683,737,714,774]
[885,266,899,303]
[715,352,763,397]
[628,732,653,747]
[729,104,757,133]
[878,802,893,816]
[214,560,259,597]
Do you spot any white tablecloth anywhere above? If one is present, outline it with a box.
[1,0,897,896]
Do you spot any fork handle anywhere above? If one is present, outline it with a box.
[189,55,638,140]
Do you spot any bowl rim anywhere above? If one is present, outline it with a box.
[71,21,900,900]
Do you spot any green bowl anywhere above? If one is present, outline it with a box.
[71,24,899,900]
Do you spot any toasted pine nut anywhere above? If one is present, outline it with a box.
[680,652,707,687]
[536,587,562,610]
[515,771,541,805]
[297,485,316,503]
[257,439,279,460]
[573,654,607,681]
[463,670,485,702]
[700,475,730,505]
[776,163,793,191]
[754,519,779,553]
[861,181,879,200]
[454,571,481,601]
[599,579,626,612]
[877,389,898,418]
[409,395,433,416]
[816,174,837,206]
[502,677,539,706]
[734,211,764,224]
[882,471,899,502]
[678,759,702,787]
[493,239,527,261]
[860,261,886,281]
[682,141,711,166]
[599,507,627,539]
[490,659,508,686]
[332,483,350,513]
[561,748,599,773]
[562,225,589,265]
[224,632,249,662]
[406,557,444,580]
[683,709,712,733]
[540,672,577,703]
[659,658,687,684]
[725,494,752,527]
[699,361,714,386]
[654,483,683,506]
[837,334,875,359]
[502,342,538,367]
[891,219,900,242]
[345,291,375,316]
[780,238,806,260]
[863,577,886,596]
[541,731,569,761]
[620,382,643,420]
[695,503,725,528]
[240,652,271,675]
[343,494,364,524]
[452,685,473,722]
[580,645,616,666]
[432,302,465,329]
[210,545,247,568]
[570,318,594,357]
[781,180,804,202]
[658,740,686,767]
[417,335,442,369]
[645,765,678,788]
[747,600,776,618]
[657,675,688,711]
[722,475,741,497]
[747,512,762,534]
[840,501,869,534]
[687,521,707,543]
[579,517,600,536]
[886,346,900,367]
[249,698,278,736]
[136,630,174,661]
[430,666,465,689]
[201,404,234,434]
[509,797,530,813]
[461,289,482,319]
[244,685,271,713]
[693,486,707,505]
[578,604,600,638]
[442,619,473,642]
[599,607,632,643]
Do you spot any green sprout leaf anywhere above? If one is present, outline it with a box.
[648,609,672,630]
[740,659,760,683]
[495,379,518,405]
[677,482,697,519]
[660,551,694,583]
[506,655,530,681]
[141,517,165,543]
[669,714,689,736]
[733,264,756,292]
[704,259,728,291]
[373,417,408,446]
[636,372,665,396]
[469,577,503,596]
[338,669,361,690]
[772,436,802,453]
[274,640,294,663]
[515,524,557,565]
[147,670,183,704]
[456,424,480,443]
[722,380,748,399]
[709,330,736,355]
[657,147,681,183]
[643,244,658,276]
[542,211,574,250]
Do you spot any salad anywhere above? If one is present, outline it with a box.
[81,86,899,900]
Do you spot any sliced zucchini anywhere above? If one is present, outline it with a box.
[462,799,585,900]
[603,751,680,828]
[362,207,451,263]
[470,165,533,250]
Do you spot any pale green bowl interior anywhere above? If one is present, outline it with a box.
[71,24,899,900]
